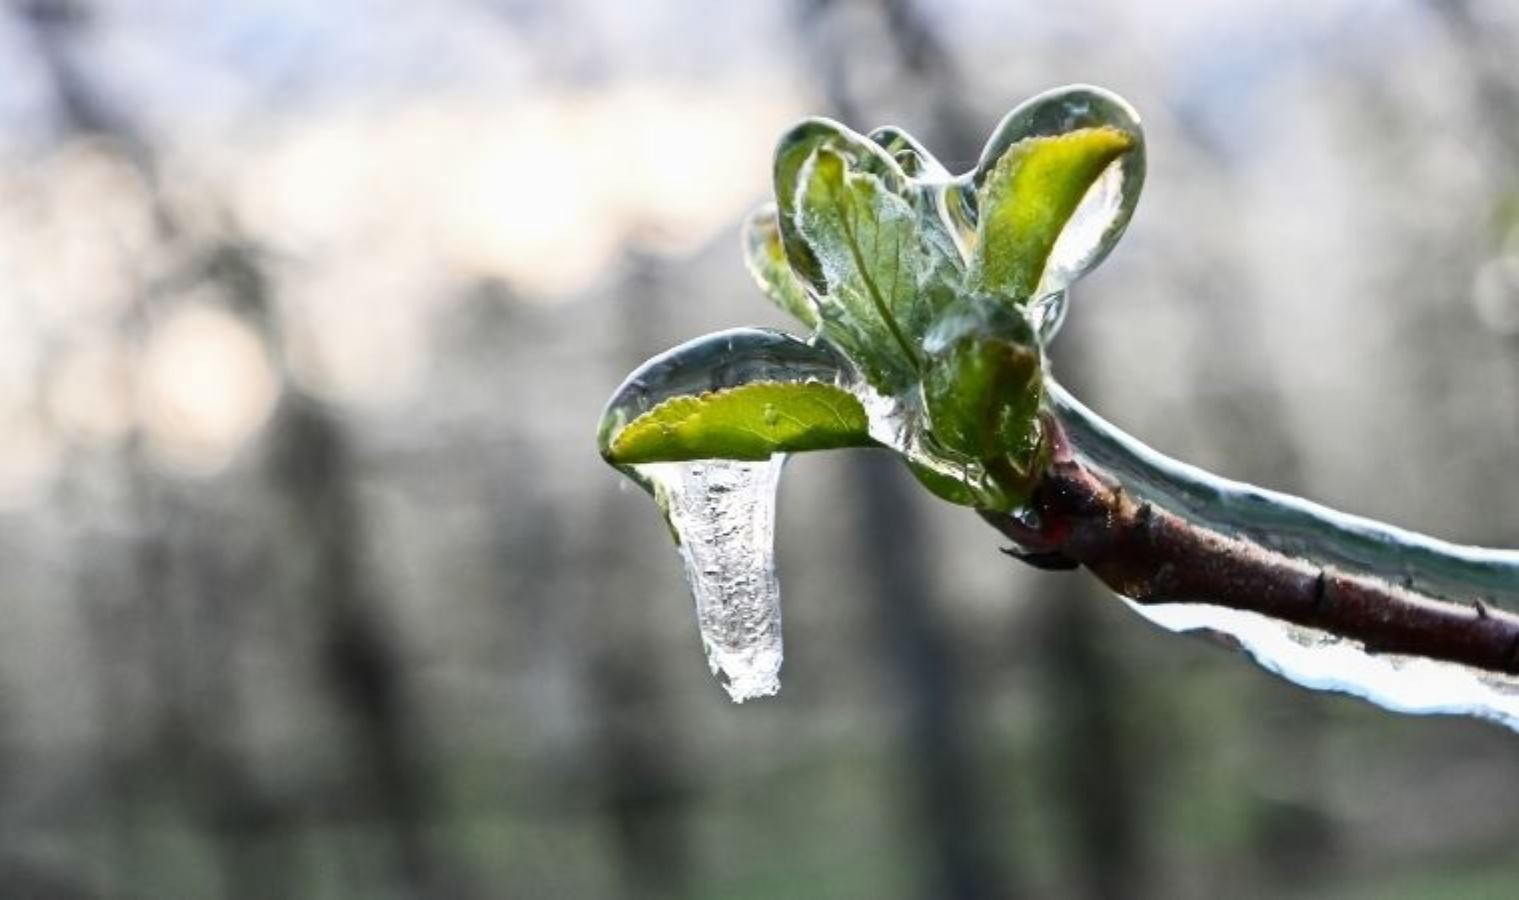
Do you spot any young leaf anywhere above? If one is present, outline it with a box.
[742,204,821,331]
[597,328,872,466]
[867,125,974,341]
[905,457,982,507]
[899,442,1027,512]
[970,127,1134,302]
[773,118,907,290]
[795,148,925,393]
[605,381,871,464]
[966,85,1146,305]
[921,296,1046,506]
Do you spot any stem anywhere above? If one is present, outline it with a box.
[986,381,1519,678]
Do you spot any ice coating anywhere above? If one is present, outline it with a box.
[965,84,1146,341]
[970,85,1146,268]
[1129,602,1519,730]
[599,87,1150,700]
[593,88,1519,726]
[597,328,852,462]
[850,373,1014,509]
[1039,142,1138,301]
[598,321,1012,702]
[1046,379,1519,730]
[637,459,786,702]
[1046,381,1519,608]
[1025,289,1068,344]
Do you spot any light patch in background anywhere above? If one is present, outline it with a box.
[0,140,156,332]
[227,80,802,299]
[1473,228,1519,337]
[0,412,60,509]
[137,303,280,475]
[278,254,432,411]
[44,335,134,443]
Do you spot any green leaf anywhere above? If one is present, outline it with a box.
[795,148,925,393]
[606,381,872,464]
[597,328,858,465]
[770,120,972,395]
[773,119,906,290]
[865,126,975,343]
[742,204,820,331]
[966,86,1146,303]
[970,126,1134,302]
[921,296,1047,506]
[904,457,980,507]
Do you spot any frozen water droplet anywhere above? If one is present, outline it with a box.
[636,458,786,702]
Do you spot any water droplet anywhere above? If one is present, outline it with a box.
[762,403,780,426]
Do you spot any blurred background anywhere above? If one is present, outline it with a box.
[3,0,1519,897]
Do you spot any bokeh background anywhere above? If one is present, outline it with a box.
[3,0,1519,897]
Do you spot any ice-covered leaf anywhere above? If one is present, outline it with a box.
[971,127,1135,303]
[903,458,982,507]
[866,126,975,343]
[967,85,1146,314]
[868,125,949,180]
[921,297,1046,506]
[597,328,874,702]
[597,327,867,466]
[605,381,871,464]
[773,118,907,290]
[795,147,925,392]
[742,204,820,331]
[596,88,1161,706]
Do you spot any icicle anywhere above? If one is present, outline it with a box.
[636,459,787,702]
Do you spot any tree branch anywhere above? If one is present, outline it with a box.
[985,415,1519,678]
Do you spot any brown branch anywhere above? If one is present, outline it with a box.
[984,424,1519,677]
